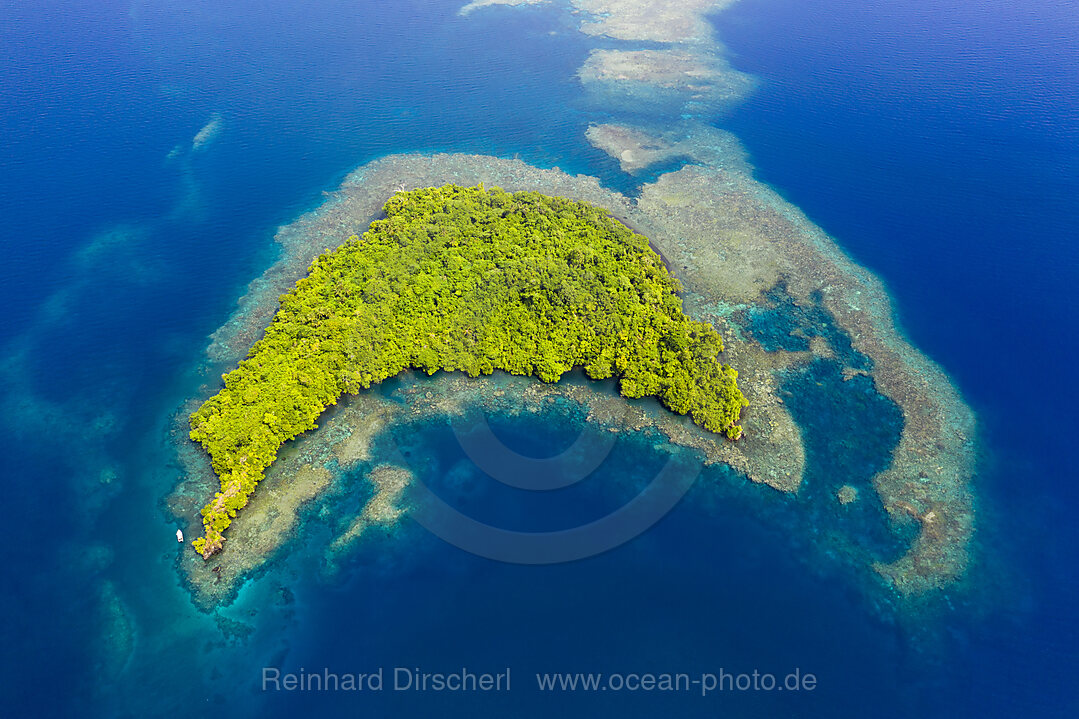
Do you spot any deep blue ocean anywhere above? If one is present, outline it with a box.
[1,0,1076,716]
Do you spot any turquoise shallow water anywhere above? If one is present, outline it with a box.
[1,0,1076,716]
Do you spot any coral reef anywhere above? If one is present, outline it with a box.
[93,581,135,681]
[585,122,747,175]
[837,485,859,505]
[175,0,974,609]
[457,0,977,595]
[578,49,753,114]
[172,148,975,604]
[191,111,223,151]
[328,464,412,555]
[573,0,731,44]
[458,0,548,15]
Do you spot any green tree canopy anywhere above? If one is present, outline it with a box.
[189,184,746,556]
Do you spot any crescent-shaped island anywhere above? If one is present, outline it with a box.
[187,184,747,557]
[169,151,975,611]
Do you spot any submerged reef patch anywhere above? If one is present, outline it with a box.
[191,111,223,151]
[458,0,549,15]
[579,49,754,116]
[93,580,135,680]
[586,122,750,176]
[574,0,732,44]
[327,463,411,556]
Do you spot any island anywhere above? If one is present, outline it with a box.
[188,184,747,557]
[171,0,978,607]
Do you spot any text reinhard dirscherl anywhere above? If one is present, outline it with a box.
[262,667,511,693]
[261,667,818,697]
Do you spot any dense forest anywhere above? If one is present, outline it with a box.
[189,185,746,556]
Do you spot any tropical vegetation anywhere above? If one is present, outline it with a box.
[189,184,746,556]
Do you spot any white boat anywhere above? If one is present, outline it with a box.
[176,529,184,543]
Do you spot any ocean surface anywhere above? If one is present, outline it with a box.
[1,0,1076,716]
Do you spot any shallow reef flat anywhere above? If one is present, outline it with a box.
[472,0,977,596]
[585,122,748,175]
[633,159,976,595]
[327,464,411,557]
[169,416,337,608]
[171,150,975,608]
[589,122,975,593]
[578,48,754,115]
[573,0,732,44]
[458,0,549,15]
[191,111,224,152]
